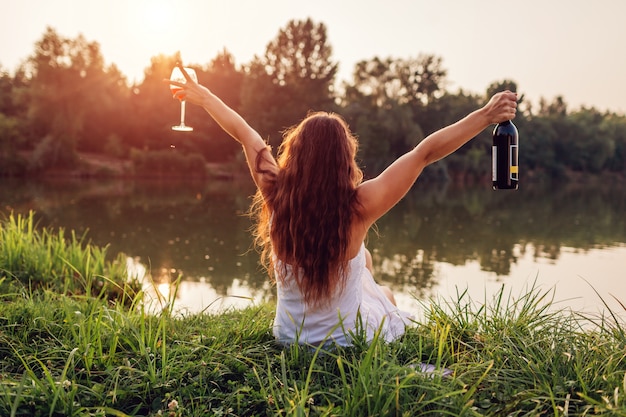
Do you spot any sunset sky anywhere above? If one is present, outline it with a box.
[2,0,625,113]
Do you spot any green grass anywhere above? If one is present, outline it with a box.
[1,212,626,416]
[0,211,139,302]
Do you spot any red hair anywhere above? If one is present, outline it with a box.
[251,112,363,307]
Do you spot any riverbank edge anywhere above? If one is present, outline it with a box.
[2,276,626,415]
[8,151,626,185]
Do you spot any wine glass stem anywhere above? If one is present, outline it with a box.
[180,100,187,126]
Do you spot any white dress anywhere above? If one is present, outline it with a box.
[273,243,413,347]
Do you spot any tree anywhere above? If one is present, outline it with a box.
[26,27,83,160]
[340,55,448,177]
[343,54,447,109]
[197,50,244,162]
[240,18,338,148]
[601,114,626,173]
[427,90,486,181]
[25,27,130,167]
[130,50,245,163]
[0,66,16,116]
[521,116,560,176]
[0,67,30,174]
[538,95,568,118]
[0,112,26,175]
[569,108,615,173]
[347,101,423,177]
[79,62,130,154]
[130,53,180,152]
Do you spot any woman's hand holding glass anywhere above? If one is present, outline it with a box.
[169,65,198,131]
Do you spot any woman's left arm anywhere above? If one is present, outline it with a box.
[357,90,517,226]
[168,65,278,189]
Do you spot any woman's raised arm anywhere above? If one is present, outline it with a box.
[168,64,278,188]
[357,90,518,226]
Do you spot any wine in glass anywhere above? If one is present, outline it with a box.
[170,66,197,131]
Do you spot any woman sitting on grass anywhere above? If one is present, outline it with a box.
[169,64,517,347]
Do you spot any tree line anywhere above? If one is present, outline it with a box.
[1,20,625,181]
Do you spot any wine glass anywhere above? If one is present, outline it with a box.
[170,66,197,131]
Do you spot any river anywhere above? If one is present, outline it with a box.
[1,177,624,319]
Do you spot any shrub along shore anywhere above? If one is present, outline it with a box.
[2,212,626,416]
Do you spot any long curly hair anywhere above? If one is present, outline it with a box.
[250,111,364,308]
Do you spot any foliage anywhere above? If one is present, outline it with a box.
[342,54,447,110]
[344,99,423,176]
[24,27,130,155]
[0,211,137,301]
[196,50,245,162]
[126,51,244,164]
[0,112,28,176]
[128,53,185,153]
[28,133,78,172]
[0,23,625,180]
[129,148,208,178]
[240,18,339,149]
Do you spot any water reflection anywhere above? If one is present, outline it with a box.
[1,177,624,316]
[414,244,626,321]
[126,256,271,315]
[370,182,625,287]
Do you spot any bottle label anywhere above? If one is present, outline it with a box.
[510,144,518,180]
[492,146,497,181]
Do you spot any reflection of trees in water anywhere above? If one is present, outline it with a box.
[369,181,626,290]
[371,248,437,297]
[1,178,624,298]
[1,178,269,296]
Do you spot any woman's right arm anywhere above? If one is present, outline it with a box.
[357,90,517,227]
[169,65,278,189]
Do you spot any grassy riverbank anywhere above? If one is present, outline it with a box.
[2,213,626,416]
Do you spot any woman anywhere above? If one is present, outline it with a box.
[169,64,517,347]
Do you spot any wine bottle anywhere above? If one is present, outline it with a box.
[492,120,519,190]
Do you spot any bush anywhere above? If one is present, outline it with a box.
[103,133,126,159]
[0,153,28,176]
[28,134,78,172]
[130,148,208,178]
[0,113,28,176]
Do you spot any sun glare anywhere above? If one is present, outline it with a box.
[134,0,173,44]
[145,2,169,28]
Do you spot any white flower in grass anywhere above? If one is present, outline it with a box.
[167,399,178,410]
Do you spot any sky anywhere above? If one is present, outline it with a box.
[2,0,625,114]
